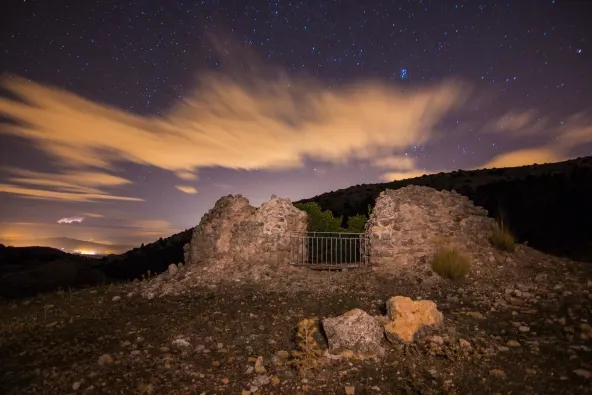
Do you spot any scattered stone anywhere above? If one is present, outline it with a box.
[168,263,178,276]
[72,382,81,390]
[252,375,270,387]
[429,335,444,345]
[255,356,266,374]
[345,385,356,395]
[221,378,230,385]
[97,354,114,366]
[322,308,386,358]
[466,311,485,320]
[459,338,471,349]
[507,340,521,348]
[383,296,444,343]
[112,296,121,302]
[518,326,530,333]
[271,376,281,385]
[172,338,190,348]
[275,350,290,360]
[573,369,591,379]
[490,369,506,379]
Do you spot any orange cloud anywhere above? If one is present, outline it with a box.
[0,74,468,180]
[0,184,143,202]
[479,148,564,169]
[380,170,432,182]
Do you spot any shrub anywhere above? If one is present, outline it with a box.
[294,202,344,233]
[431,246,471,280]
[346,214,367,233]
[489,221,516,252]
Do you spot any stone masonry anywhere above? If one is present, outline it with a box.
[184,194,307,271]
[365,185,495,269]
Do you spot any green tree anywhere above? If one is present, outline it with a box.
[294,202,343,232]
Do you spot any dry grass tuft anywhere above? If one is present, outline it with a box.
[489,221,516,252]
[289,317,325,374]
[431,246,471,280]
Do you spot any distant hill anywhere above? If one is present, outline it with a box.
[295,156,592,262]
[96,228,193,281]
[0,244,105,298]
[0,228,194,298]
[5,237,134,255]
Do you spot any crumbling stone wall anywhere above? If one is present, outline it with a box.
[365,185,495,268]
[184,194,307,269]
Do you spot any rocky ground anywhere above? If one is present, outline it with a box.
[1,245,591,395]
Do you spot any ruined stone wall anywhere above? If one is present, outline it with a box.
[365,185,495,269]
[184,194,307,270]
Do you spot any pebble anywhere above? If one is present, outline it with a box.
[489,369,506,379]
[466,311,486,320]
[345,385,356,395]
[276,350,290,359]
[72,382,81,390]
[172,338,190,348]
[429,335,444,345]
[112,296,121,302]
[97,354,114,366]
[507,340,521,348]
[518,326,530,333]
[255,356,266,374]
[573,369,592,379]
[459,339,471,348]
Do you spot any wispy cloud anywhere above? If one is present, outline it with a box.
[0,168,142,202]
[57,216,84,224]
[0,72,468,184]
[83,213,104,218]
[175,185,198,194]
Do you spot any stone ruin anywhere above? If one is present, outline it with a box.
[365,185,496,272]
[180,185,496,276]
[136,185,500,298]
[183,194,307,277]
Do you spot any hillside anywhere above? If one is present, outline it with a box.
[296,156,592,262]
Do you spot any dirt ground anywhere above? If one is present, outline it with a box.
[1,245,591,395]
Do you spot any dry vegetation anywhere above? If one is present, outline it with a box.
[431,246,471,280]
[489,221,516,252]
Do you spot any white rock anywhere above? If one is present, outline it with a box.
[172,338,190,348]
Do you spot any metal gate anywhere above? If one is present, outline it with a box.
[288,232,370,269]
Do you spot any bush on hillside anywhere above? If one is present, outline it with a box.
[489,221,516,252]
[431,246,471,280]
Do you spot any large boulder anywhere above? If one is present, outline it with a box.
[322,309,386,359]
[383,296,444,343]
[365,185,495,269]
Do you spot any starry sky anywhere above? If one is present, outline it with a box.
[0,0,591,248]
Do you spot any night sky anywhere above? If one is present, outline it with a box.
[0,0,591,248]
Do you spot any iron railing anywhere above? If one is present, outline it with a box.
[288,231,370,269]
